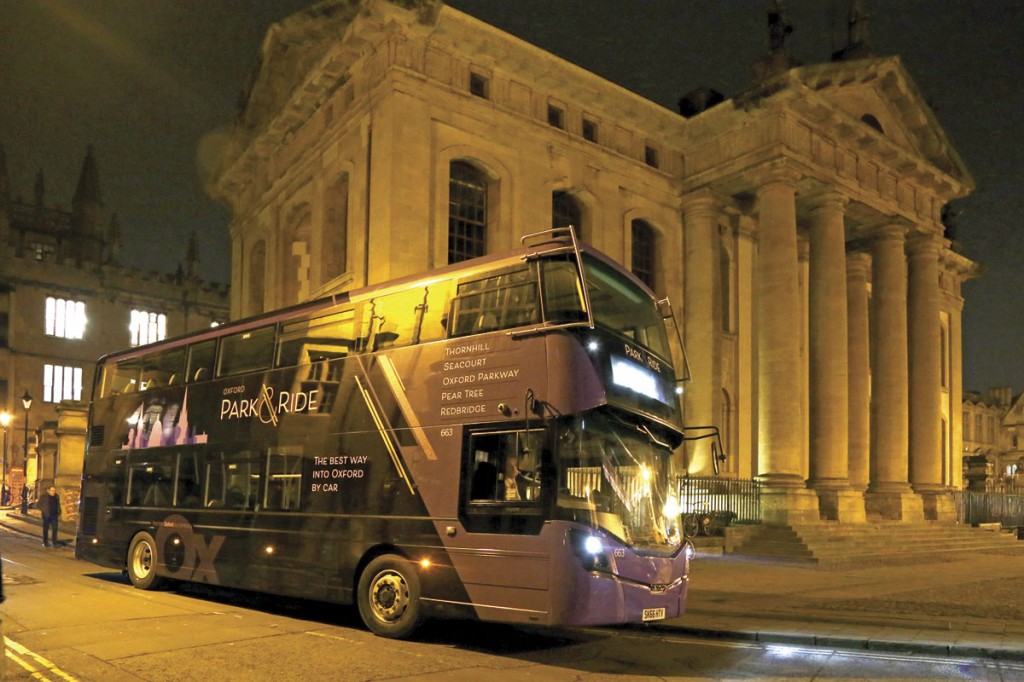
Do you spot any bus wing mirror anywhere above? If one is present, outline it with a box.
[658,298,691,383]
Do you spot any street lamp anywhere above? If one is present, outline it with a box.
[0,411,9,506]
[20,390,32,514]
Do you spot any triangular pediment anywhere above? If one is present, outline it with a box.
[792,57,974,193]
[239,2,361,134]
[1005,393,1024,426]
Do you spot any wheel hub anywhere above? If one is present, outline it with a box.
[371,571,408,622]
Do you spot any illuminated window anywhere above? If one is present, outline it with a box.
[44,364,83,403]
[448,161,488,263]
[31,242,56,261]
[45,297,86,339]
[130,310,167,347]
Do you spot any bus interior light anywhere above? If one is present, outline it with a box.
[419,558,431,569]
[586,339,600,352]
[264,545,275,555]
[662,494,680,519]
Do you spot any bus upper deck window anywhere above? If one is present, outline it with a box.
[219,326,275,377]
[541,261,585,323]
[140,347,185,391]
[187,339,217,383]
[450,265,539,337]
[103,360,141,397]
[277,309,356,368]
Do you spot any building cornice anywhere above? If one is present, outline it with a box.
[208,0,692,209]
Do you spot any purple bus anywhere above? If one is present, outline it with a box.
[76,228,694,638]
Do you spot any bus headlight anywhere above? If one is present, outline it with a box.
[569,530,610,571]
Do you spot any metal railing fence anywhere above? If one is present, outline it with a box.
[954,490,1024,528]
[677,475,761,526]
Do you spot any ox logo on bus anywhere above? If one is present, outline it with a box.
[155,514,225,584]
[220,384,319,425]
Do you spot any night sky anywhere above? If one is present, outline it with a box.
[1,1,1020,393]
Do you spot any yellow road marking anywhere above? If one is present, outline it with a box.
[5,636,79,681]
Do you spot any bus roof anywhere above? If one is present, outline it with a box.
[96,231,637,366]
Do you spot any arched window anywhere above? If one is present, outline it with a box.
[282,207,311,305]
[322,173,349,285]
[940,323,948,388]
[552,191,582,240]
[941,417,948,484]
[630,219,655,289]
[248,240,266,315]
[721,388,733,472]
[448,161,487,263]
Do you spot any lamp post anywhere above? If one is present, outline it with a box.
[0,411,10,506]
[20,390,32,514]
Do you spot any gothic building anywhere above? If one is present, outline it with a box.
[206,0,979,524]
[963,387,1024,489]
[0,145,229,498]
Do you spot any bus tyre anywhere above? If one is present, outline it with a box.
[357,555,423,639]
[127,532,164,590]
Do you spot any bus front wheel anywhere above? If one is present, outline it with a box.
[356,555,423,639]
[127,532,164,590]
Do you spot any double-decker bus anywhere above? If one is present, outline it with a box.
[76,228,694,638]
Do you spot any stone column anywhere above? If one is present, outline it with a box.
[798,238,810,480]
[945,272,968,490]
[56,401,89,524]
[807,192,864,522]
[735,216,758,480]
[681,189,720,475]
[755,165,817,523]
[846,251,871,492]
[866,224,923,521]
[907,234,953,521]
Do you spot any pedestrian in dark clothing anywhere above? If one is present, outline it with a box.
[39,485,61,547]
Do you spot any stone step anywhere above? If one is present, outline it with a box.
[728,522,1024,564]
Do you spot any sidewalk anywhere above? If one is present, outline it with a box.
[3,507,1024,661]
[661,547,1024,661]
[0,506,78,550]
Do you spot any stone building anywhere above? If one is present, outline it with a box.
[1000,393,1024,486]
[0,145,230,502]
[962,387,1024,489]
[206,0,980,524]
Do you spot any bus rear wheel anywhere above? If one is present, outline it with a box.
[357,555,423,639]
[127,532,164,590]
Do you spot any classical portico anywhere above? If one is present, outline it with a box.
[687,162,971,523]
[678,50,976,522]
